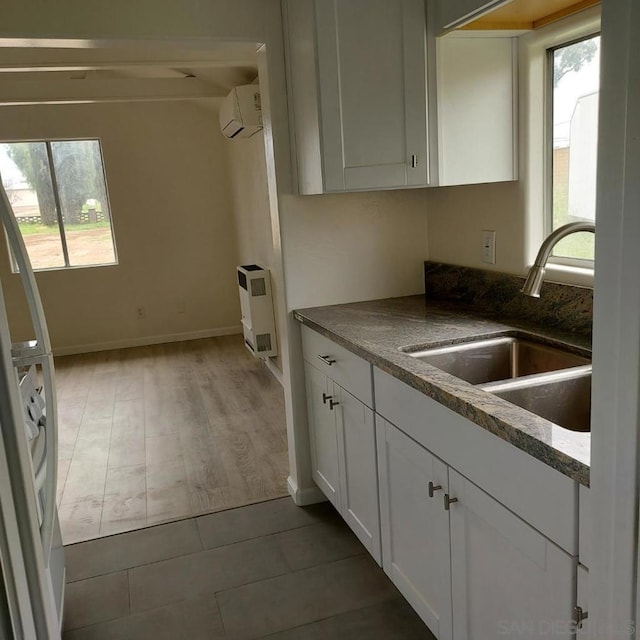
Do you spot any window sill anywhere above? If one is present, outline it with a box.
[543,262,594,289]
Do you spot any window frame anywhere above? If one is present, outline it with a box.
[521,6,601,285]
[545,31,600,269]
[0,136,118,273]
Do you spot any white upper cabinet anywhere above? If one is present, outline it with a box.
[435,0,510,33]
[436,35,518,185]
[285,0,432,194]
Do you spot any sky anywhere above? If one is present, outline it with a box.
[553,35,601,147]
[0,145,28,189]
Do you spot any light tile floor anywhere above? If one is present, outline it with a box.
[55,336,288,544]
[63,497,435,640]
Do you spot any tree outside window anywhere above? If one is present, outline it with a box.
[0,139,117,271]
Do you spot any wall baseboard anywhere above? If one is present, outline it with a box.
[264,357,284,386]
[287,475,326,506]
[53,325,242,356]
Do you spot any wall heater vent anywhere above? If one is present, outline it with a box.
[250,278,267,297]
[237,264,278,358]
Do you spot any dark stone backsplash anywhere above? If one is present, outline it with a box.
[424,262,593,338]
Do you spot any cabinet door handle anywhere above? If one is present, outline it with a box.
[444,494,458,510]
[329,398,340,411]
[573,606,588,629]
[411,154,417,168]
[317,354,336,366]
[428,482,442,498]
[322,393,332,405]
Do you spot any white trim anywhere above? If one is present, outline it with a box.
[287,475,326,506]
[520,6,601,271]
[590,1,640,636]
[52,325,242,356]
[264,357,284,386]
[543,262,594,288]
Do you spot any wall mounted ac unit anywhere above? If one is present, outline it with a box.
[237,264,278,358]
[220,85,263,138]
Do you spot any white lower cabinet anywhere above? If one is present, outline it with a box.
[338,384,380,560]
[302,330,585,639]
[377,417,453,639]
[304,360,381,562]
[575,564,589,640]
[377,417,576,640]
[448,469,575,640]
[305,361,342,510]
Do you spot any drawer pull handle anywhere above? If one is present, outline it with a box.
[317,355,336,366]
[322,393,332,405]
[574,606,588,629]
[329,398,340,411]
[444,494,458,510]
[428,482,442,498]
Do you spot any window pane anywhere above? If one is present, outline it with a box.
[551,35,600,261]
[0,142,66,270]
[50,140,116,267]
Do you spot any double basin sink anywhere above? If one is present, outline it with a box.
[405,335,591,432]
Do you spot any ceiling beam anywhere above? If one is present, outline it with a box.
[0,59,257,73]
[0,77,226,105]
[0,43,258,72]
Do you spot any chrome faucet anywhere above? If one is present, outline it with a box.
[521,221,595,297]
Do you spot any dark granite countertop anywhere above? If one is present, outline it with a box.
[295,295,591,487]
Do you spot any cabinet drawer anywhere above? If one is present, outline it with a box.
[374,366,578,554]
[301,325,373,407]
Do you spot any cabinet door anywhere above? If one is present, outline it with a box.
[448,470,575,640]
[304,362,341,510]
[336,386,381,563]
[315,0,429,191]
[436,36,517,186]
[377,418,453,640]
[575,564,588,640]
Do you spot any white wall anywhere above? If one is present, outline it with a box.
[281,189,428,310]
[0,100,241,352]
[224,129,284,372]
[425,181,525,275]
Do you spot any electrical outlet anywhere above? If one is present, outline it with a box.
[482,230,496,264]
[136,306,146,320]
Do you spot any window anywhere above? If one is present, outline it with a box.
[549,34,600,263]
[0,139,117,271]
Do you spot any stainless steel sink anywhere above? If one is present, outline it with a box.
[406,336,590,385]
[481,367,592,432]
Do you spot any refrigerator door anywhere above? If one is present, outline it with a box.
[0,182,63,636]
[0,283,61,638]
[0,186,58,564]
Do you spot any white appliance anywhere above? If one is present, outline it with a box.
[0,184,65,638]
[219,85,263,138]
[237,264,278,358]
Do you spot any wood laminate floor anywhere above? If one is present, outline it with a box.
[55,336,288,544]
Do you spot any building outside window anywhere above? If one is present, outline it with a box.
[549,34,600,263]
[0,139,117,271]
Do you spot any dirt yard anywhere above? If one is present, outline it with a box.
[21,227,116,270]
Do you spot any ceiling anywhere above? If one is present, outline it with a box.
[0,41,260,106]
